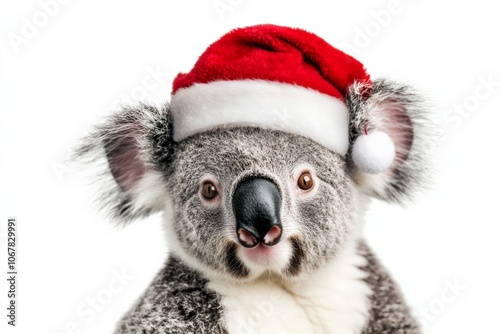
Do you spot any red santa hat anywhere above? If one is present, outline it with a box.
[170,24,395,173]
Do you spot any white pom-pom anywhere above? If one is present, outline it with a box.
[352,130,395,174]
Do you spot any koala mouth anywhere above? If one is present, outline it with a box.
[237,225,286,268]
[225,236,303,279]
[241,240,290,266]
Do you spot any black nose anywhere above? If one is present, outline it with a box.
[232,177,282,248]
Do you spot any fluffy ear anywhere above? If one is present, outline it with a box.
[74,103,175,223]
[346,78,432,203]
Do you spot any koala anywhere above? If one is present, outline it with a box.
[76,25,431,334]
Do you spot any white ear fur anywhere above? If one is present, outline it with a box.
[74,103,173,223]
[352,130,395,174]
[347,78,432,203]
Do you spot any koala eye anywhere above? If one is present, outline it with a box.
[297,172,314,191]
[201,181,219,200]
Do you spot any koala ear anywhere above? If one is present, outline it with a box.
[346,78,432,203]
[74,103,174,223]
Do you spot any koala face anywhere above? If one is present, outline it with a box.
[165,127,359,281]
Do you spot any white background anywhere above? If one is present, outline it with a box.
[1,1,499,333]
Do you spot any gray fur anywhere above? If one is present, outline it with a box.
[73,102,174,223]
[75,78,431,333]
[359,242,421,333]
[115,256,227,333]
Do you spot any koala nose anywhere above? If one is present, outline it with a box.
[232,177,283,248]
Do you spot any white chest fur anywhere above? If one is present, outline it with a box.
[209,242,372,334]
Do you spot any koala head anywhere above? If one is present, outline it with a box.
[76,25,431,283]
[76,81,430,284]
